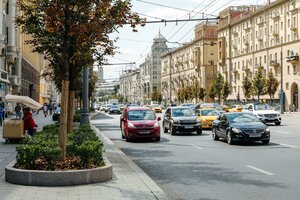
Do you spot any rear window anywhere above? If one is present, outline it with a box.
[172,108,195,117]
[111,105,119,108]
[201,110,220,116]
[128,110,155,120]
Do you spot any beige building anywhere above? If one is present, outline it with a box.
[161,21,218,104]
[119,69,140,103]
[218,0,300,110]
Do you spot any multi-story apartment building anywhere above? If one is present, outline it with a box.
[218,0,300,110]
[140,32,167,104]
[161,21,218,104]
[119,69,140,103]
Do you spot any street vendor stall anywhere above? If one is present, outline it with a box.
[2,95,42,143]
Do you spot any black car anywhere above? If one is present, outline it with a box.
[109,105,121,114]
[212,112,270,145]
[163,106,202,135]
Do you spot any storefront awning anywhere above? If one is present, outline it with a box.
[4,94,43,111]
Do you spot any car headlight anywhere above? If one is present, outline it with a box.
[277,114,280,117]
[172,119,180,124]
[257,114,264,117]
[153,121,160,128]
[128,122,135,128]
[201,119,206,122]
[195,118,200,123]
[232,127,242,133]
[265,128,270,132]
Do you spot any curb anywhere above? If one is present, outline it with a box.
[90,123,168,200]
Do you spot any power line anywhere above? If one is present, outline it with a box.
[125,17,218,24]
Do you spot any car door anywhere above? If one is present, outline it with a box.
[219,114,228,138]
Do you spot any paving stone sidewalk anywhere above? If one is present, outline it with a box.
[0,112,168,200]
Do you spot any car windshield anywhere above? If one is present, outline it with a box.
[228,113,261,123]
[128,110,155,120]
[254,104,272,110]
[201,110,220,116]
[111,105,119,109]
[172,108,195,117]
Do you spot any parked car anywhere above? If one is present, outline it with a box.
[163,106,202,135]
[195,109,221,129]
[242,103,281,125]
[52,107,61,121]
[109,105,121,114]
[151,104,163,113]
[212,112,270,145]
[120,107,161,142]
[228,105,243,112]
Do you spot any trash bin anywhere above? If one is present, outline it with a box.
[3,119,25,143]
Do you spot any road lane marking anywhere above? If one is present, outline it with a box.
[192,145,203,150]
[278,143,299,148]
[246,165,274,175]
[99,131,114,145]
[274,131,290,134]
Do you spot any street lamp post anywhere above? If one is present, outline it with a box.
[169,53,172,105]
[80,66,89,125]
[280,40,284,114]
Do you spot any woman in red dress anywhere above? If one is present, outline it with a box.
[22,107,37,136]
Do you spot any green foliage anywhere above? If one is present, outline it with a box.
[222,81,231,102]
[209,73,224,103]
[252,70,267,101]
[265,71,279,103]
[199,87,206,101]
[242,76,253,102]
[15,125,104,170]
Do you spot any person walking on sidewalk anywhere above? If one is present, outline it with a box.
[15,103,22,119]
[43,103,48,117]
[22,107,37,136]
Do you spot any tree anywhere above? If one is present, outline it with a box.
[151,91,162,102]
[222,81,231,103]
[252,70,266,102]
[242,76,252,103]
[265,71,279,105]
[209,73,223,103]
[199,88,206,102]
[16,0,144,161]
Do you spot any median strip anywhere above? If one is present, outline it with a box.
[246,165,274,175]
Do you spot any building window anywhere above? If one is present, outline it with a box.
[293,65,297,74]
[288,66,290,74]
[264,55,267,63]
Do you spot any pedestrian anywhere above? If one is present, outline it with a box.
[0,105,4,126]
[49,103,54,115]
[15,103,22,119]
[0,98,5,121]
[43,103,48,117]
[22,107,37,136]
[292,104,296,112]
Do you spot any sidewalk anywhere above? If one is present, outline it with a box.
[0,112,168,200]
[282,111,300,116]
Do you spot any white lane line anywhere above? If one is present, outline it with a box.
[274,131,290,134]
[279,143,299,148]
[246,165,274,176]
[192,145,204,150]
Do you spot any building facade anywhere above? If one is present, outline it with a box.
[140,32,167,104]
[218,0,300,110]
[119,69,140,103]
[161,21,218,104]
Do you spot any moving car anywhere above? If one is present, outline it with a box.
[212,112,270,145]
[195,103,224,113]
[163,106,202,135]
[196,109,221,129]
[151,104,163,113]
[109,105,121,114]
[242,103,281,125]
[228,105,243,112]
[104,104,111,113]
[52,107,60,121]
[120,107,161,141]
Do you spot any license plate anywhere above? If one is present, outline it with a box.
[185,125,194,129]
[249,134,261,138]
[140,131,150,134]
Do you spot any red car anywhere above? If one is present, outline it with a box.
[120,107,161,142]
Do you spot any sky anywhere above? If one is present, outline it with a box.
[101,0,272,81]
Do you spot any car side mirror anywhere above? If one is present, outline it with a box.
[157,116,161,121]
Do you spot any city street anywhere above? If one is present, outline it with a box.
[93,111,300,200]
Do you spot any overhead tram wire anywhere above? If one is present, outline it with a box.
[176,0,236,43]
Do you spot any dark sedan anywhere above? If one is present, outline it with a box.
[212,112,270,145]
[163,106,202,135]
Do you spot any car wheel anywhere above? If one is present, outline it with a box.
[155,137,160,142]
[212,127,219,141]
[163,123,168,133]
[262,140,270,145]
[170,123,176,135]
[275,122,281,126]
[196,128,202,135]
[226,131,233,145]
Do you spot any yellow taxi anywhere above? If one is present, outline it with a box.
[228,105,243,112]
[196,109,221,129]
[151,104,163,113]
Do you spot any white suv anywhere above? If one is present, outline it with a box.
[242,103,281,125]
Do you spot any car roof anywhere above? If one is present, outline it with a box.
[170,106,193,109]
[127,106,152,111]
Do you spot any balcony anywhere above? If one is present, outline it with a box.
[243,40,249,46]
[244,26,251,32]
[218,58,225,66]
[233,44,237,49]
[242,66,250,71]
[257,35,263,42]
[233,31,238,37]
[255,63,263,69]
[290,25,297,32]
[270,60,280,67]
[272,31,279,37]
[9,75,20,86]
[287,54,299,64]
[231,67,238,74]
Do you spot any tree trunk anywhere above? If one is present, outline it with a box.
[59,80,69,161]
[67,90,75,133]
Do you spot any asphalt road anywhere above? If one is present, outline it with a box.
[93,111,300,200]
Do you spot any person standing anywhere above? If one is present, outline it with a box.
[43,103,48,117]
[15,103,22,119]
[0,98,5,121]
[22,107,37,136]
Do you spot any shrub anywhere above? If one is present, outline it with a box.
[15,125,104,170]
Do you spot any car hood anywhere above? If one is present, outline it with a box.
[200,116,218,121]
[231,122,267,129]
[253,110,279,115]
[173,116,198,122]
[129,120,156,127]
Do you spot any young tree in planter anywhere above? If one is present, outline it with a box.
[242,76,252,103]
[252,70,267,102]
[222,81,231,104]
[265,71,279,105]
[199,87,206,102]
[16,0,143,161]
